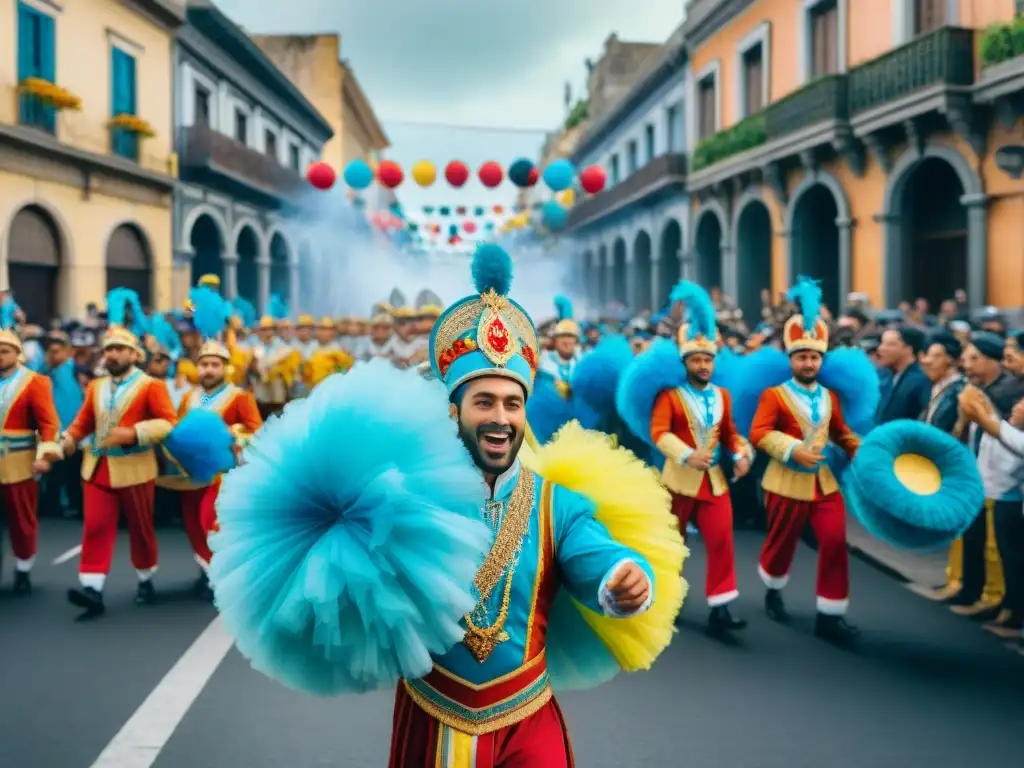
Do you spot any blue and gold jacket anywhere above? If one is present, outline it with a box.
[403,459,653,735]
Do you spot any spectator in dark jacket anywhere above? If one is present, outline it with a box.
[875,324,932,423]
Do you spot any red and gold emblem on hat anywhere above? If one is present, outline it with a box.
[477,306,517,366]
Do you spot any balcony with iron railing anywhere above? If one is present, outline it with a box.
[565,153,686,231]
[176,123,305,202]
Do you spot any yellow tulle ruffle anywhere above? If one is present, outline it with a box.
[526,420,687,672]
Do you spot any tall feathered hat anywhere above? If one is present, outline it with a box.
[190,285,232,361]
[0,297,21,352]
[670,281,718,358]
[552,295,580,338]
[429,243,539,396]
[104,287,145,353]
[784,276,829,354]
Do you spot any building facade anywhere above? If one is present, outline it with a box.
[683,0,1024,320]
[172,1,334,314]
[0,0,185,323]
[567,26,689,312]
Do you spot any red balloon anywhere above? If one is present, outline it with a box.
[445,161,469,187]
[580,165,607,195]
[464,221,477,233]
[526,167,539,186]
[377,160,404,189]
[478,161,503,188]
[306,161,336,190]
[492,205,504,214]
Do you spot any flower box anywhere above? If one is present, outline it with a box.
[107,113,157,138]
[17,77,81,110]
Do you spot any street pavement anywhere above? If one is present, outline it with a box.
[2,519,1024,768]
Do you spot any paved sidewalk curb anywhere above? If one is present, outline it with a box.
[846,519,947,590]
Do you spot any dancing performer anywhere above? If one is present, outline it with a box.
[537,296,581,397]
[0,312,62,594]
[648,282,751,637]
[749,278,861,645]
[209,244,685,768]
[61,326,178,617]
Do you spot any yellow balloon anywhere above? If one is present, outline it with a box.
[411,160,436,187]
[557,188,575,206]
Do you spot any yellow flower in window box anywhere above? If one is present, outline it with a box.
[18,77,82,110]
[107,113,157,138]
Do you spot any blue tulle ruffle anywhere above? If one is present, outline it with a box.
[209,360,491,696]
[162,409,235,484]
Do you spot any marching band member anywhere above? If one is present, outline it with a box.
[360,312,395,362]
[648,282,750,637]
[389,307,428,369]
[61,326,178,618]
[306,317,354,390]
[749,277,861,645]
[250,317,297,420]
[537,296,582,397]
[291,315,318,397]
[414,289,444,338]
[0,311,62,595]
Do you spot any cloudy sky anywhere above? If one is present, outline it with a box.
[216,0,686,220]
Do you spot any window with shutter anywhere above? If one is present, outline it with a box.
[743,44,764,116]
[17,3,56,133]
[265,130,278,159]
[110,48,138,161]
[698,77,716,140]
[666,105,679,152]
[627,140,638,174]
[644,124,655,162]
[914,0,946,34]
[809,0,839,77]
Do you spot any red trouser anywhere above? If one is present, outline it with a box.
[671,476,738,605]
[389,685,574,767]
[80,459,158,581]
[758,486,850,614]
[2,478,39,569]
[179,479,220,568]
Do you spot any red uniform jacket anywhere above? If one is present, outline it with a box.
[0,368,61,484]
[749,384,859,502]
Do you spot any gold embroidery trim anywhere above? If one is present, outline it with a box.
[402,678,553,736]
[776,385,830,452]
[94,373,148,442]
[472,470,535,600]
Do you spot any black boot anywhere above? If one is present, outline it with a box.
[192,571,213,601]
[814,613,860,646]
[67,586,105,618]
[765,589,790,623]
[12,570,31,596]
[135,580,157,606]
[707,604,748,637]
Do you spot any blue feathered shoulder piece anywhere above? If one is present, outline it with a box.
[162,410,236,484]
[149,313,182,358]
[788,276,821,330]
[209,359,492,696]
[268,293,289,320]
[190,286,231,340]
[554,295,573,321]
[107,287,148,338]
[527,377,578,444]
[819,346,880,436]
[670,281,716,340]
[232,297,257,329]
[571,335,633,421]
[710,346,792,436]
[0,297,17,330]
[845,420,983,551]
[471,243,513,295]
[615,337,685,449]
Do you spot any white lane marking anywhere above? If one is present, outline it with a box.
[89,617,235,767]
[52,545,81,565]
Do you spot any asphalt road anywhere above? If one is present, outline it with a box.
[2,519,1023,768]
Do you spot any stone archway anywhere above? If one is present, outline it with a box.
[787,174,850,316]
[883,145,984,308]
[269,231,291,305]
[189,213,224,286]
[5,205,62,324]
[596,245,608,304]
[694,209,723,292]
[632,231,653,311]
[734,199,772,325]
[657,219,682,309]
[235,226,260,306]
[105,224,152,308]
[611,237,627,305]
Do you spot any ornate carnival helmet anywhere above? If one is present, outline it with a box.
[190,284,232,361]
[102,325,144,353]
[197,273,220,290]
[671,281,719,358]
[429,243,539,396]
[783,276,829,355]
[0,298,21,352]
[552,295,580,337]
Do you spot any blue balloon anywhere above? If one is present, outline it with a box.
[542,200,567,231]
[508,158,534,187]
[542,159,575,192]
[343,159,374,190]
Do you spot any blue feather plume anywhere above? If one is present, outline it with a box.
[788,276,822,330]
[208,359,491,696]
[554,295,573,321]
[163,410,236,484]
[615,337,685,449]
[268,294,289,320]
[710,346,792,436]
[190,286,231,340]
[149,313,182,358]
[845,420,983,551]
[0,298,17,330]
[819,346,881,479]
[527,377,577,444]
[107,287,148,337]
[471,243,513,295]
[232,297,258,329]
[669,281,716,340]
[570,335,633,420]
